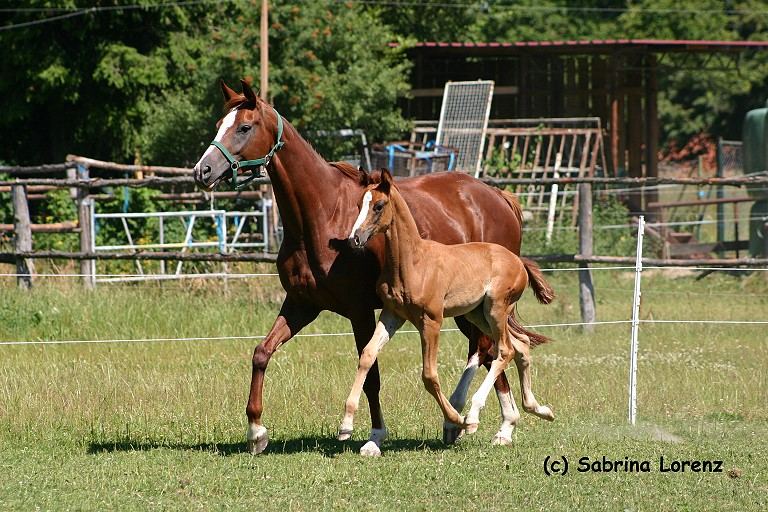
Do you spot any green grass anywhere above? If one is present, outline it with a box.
[0,269,767,510]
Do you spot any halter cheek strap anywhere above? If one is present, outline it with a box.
[208,106,285,190]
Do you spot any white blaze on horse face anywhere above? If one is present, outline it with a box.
[199,109,239,161]
[349,191,373,238]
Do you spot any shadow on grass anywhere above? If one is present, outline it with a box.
[87,436,449,458]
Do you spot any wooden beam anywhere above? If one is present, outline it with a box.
[0,221,77,233]
[260,0,269,101]
[578,183,596,330]
[66,155,192,176]
[645,54,659,221]
[649,195,765,208]
[626,55,644,213]
[11,185,34,289]
[408,85,519,98]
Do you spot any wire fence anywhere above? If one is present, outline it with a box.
[1,264,764,347]
[2,228,766,428]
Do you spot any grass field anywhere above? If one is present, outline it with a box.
[0,268,766,510]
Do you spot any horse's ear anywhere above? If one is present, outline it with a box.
[377,168,393,195]
[359,168,370,186]
[220,80,238,102]
[240,79,258,106]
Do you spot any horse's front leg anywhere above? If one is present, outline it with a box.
[420,314,466,429]
[339,309,404,457]
[246,298,320,454]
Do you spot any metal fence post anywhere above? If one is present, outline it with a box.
[12,184,34,289]
[578,182,596,331]
[628,215,645,425]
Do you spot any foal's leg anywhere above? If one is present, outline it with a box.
[476,333,521,445]
[339,309,404,456]
[246,299,320,454]
[420,315,465,427]
[349,311,389,452]
[465,303,515,434]
[509,332,555,421]
[443,317,481,444]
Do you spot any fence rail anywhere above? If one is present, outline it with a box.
[3,175,768,189]
[3,159,768,323]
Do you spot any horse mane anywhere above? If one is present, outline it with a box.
[329,161,363,180]
[223,95,250,111]
[219,96,363,183]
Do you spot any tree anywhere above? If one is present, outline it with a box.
[0,0,411,166]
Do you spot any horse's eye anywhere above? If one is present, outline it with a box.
[373,201,385,212]
[239,124,252,133]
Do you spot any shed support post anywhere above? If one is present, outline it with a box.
[578,183,596,331]
[77,165,95,289]
[12,184,34,289]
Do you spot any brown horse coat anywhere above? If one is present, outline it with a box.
[193,80,529,454]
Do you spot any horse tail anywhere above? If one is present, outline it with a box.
[499,189,524,226]
[507,306,550,347]
[521,257,555,305]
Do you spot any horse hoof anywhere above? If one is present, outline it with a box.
[537,406,555,421]
[492,433,513,446]
[464,422,479,435]
[359,441,382,457]
[442,423,464,445]
[338,429,353,442]
[246,424,269,455]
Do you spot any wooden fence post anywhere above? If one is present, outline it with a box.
[12,184,34,289]
[578,183,596,331]
[76,165,95,288]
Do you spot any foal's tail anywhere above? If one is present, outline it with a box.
[504,258,555,348]
[521,257,555,305]
[507,307,551,347]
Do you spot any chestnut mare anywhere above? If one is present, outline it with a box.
[193,80,532,455]
[341,169,554,455]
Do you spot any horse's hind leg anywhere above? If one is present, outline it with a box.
[442,317,481,444]
[509,330,554,421]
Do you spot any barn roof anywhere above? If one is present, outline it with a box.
[390,39,768,55]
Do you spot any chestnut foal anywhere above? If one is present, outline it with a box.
[339,169,555,455]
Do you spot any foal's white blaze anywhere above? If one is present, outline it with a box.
[349,191,372,238]
[198,109,239,162]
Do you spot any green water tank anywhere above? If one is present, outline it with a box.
[749,200,768,257]
[742,101,768,198]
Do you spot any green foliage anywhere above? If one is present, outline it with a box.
[521,191,654,258]
[0,0,410,167]
[376,0,768,145]
[483,147,522,177]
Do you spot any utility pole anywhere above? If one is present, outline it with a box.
[260,0,279,249]
[260,0,269,101]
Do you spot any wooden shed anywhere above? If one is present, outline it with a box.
[396,39,768,214]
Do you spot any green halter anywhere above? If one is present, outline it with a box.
[208,106,285,190]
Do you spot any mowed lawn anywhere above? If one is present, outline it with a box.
[0,269,766,510]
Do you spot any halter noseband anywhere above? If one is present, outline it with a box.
[208,106,285,190]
